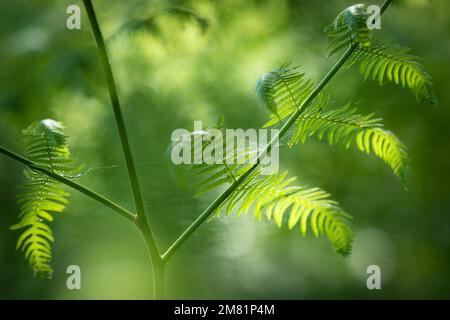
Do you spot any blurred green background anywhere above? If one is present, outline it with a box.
[1,0,449,299]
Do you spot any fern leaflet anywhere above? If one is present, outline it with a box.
[325,4,372,56]
[347,41,437,104]
[175,128,255,195]
[10,120,79,278]
[213,169,353,256]
[289,102,410,183]
[255,64,317,127]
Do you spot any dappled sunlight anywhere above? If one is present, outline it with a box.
[0,0,449,300]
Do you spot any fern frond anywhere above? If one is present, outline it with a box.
[255,64,317,127]
[256,63,410,182]
[347,41,437,104]
[288,102,409,183]
[176,121,353,255]
[181,129,256,195]
[214,169,353,256]
[324,4,436,104]
[11,120,78,278]
[325,4,371,57]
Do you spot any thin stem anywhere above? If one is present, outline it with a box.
[162,0,393,262]
[162,165,255,262]
[0,145,136,222]
[82,0,163,298]
[380,0,393,13]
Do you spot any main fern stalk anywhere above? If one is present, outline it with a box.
[162,0,393,262]
[82,0,165,299]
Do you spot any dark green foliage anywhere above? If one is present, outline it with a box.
[112,5,209,39]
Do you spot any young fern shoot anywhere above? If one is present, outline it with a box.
[326,3,436,104]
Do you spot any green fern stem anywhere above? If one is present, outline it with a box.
[0,145,136,222]
[380,0,393,13]
[83,0,165,299]
[162,0,394,262]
